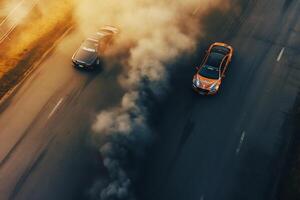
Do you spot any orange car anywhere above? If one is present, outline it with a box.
[192,42,233,95]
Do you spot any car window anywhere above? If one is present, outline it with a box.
[199,65,220,80]
[206,53,224,68]
[82,40,98,49]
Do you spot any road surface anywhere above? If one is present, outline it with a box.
[0,30,124,199]
[139,0,300,200]
[0,0,299,200]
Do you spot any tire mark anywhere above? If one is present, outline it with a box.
[8,135,55,200]
[0,95,64,168]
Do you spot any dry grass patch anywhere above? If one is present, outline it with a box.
[0,0,74,97]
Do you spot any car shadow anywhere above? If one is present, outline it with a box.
[73,63,104,75]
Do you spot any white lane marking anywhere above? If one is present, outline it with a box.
[200,195,205,200]
[277,47,285,62]
[236,131,246,154]
[48,98,64,119]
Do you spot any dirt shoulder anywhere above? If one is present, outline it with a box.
[0,0,74,99]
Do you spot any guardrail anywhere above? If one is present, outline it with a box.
[0,0,40,44]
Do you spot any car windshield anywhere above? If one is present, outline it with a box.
[82,40,98,52]
[199,65,220,79]
[211,46,230,55]
[206,52,224,68]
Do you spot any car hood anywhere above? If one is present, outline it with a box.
[73,48,97,65]
[196,74,220,90]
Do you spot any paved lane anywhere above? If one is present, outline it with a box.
[0,0,299,200]
[140,0,300,200]
[0,30,123,199]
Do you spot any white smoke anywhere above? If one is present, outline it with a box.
[74,0,229,199]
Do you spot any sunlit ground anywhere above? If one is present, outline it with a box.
[0,0,73,79]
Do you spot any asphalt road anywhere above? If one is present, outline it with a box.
[139,0,300,200]
[0,0,300,200]
[0,31,124,199]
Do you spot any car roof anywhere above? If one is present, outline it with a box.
[206,52,225,68]
[100,25,119,34]
[87,26,119,41]
[86,38,98,43]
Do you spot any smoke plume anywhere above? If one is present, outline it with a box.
[74,0,229,199]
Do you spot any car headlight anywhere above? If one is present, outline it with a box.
[193,77,202,87]
[193,77,196,83]
[210,83,219,92]
[196,79,200,87]
[193,77,198,85]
